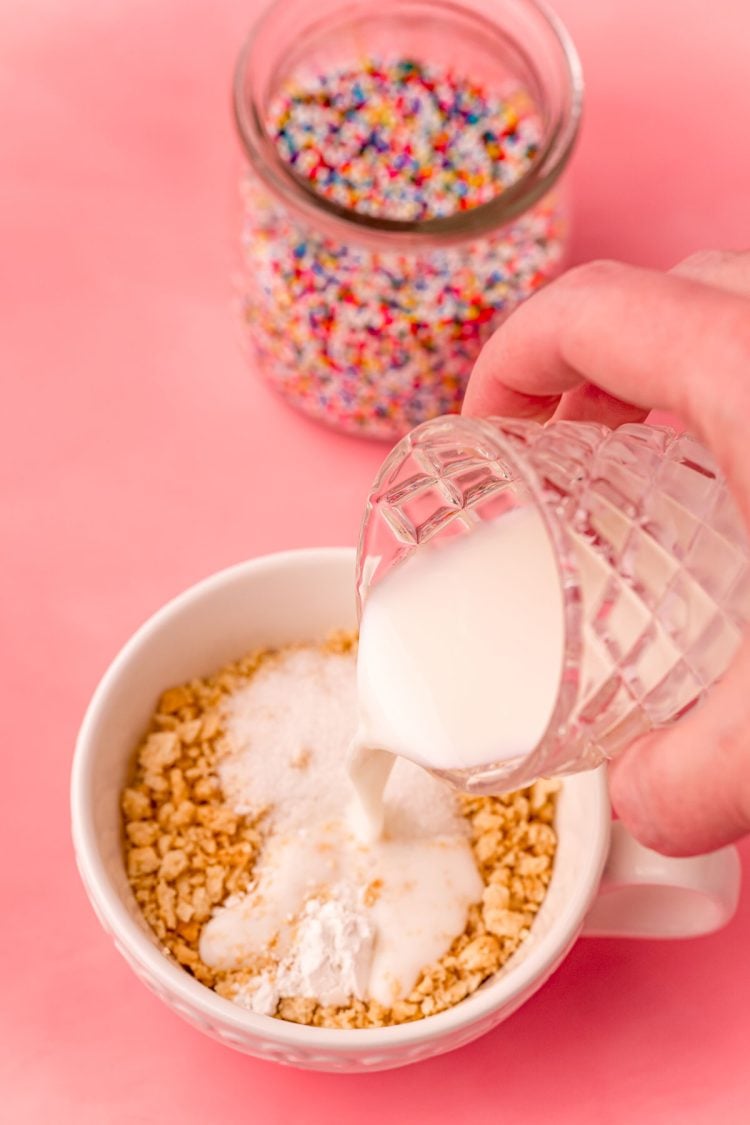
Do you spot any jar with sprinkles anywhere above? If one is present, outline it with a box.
[233,0,583,440]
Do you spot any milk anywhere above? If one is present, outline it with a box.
[355,505,566,774]
[200,821,482,1007]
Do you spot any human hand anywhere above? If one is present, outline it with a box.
[463,251,750,856]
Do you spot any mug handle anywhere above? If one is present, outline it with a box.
[582,821,742,938]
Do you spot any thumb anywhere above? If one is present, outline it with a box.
[608,640,750,857]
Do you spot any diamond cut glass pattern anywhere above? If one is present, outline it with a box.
[357,418,750,792]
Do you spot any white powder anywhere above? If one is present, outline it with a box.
[234,972,279,1017]
[218,647,467,838]
[200,646,483,1007]
[275,890,374,1007]
[223,889,374,1012]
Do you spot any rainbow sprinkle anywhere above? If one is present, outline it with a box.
[270,59,540,221]
[239,58,566,438]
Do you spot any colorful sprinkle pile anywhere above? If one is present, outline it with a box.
[269,59,540,222]
[239,57,566,438]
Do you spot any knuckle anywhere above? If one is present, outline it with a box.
[672,247,750,289]
[675,248,728,273]
[560,259,626,291]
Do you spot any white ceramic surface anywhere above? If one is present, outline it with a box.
[71,548,741,1073]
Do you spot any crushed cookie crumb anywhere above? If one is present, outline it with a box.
[363,879,383,907]
[122,633,559,1027]
[121,649,273,990]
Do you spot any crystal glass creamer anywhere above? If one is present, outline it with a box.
[356,416,750,792]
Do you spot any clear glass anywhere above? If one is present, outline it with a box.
[356,416,750,792]
[233,0,583,439]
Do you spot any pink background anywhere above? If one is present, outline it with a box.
[2,0,750,1120]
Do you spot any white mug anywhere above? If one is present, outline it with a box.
[71,548,741,1073]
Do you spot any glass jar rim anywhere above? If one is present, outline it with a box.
[233,0,584,245]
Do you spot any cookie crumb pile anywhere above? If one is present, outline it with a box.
[122,653,268,989]
[122,636,558,1027]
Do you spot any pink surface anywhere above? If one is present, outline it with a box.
[2,0,749,1120]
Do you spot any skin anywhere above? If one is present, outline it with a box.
[463,250,750,857]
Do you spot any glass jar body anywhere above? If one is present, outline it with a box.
[234,0,582,439]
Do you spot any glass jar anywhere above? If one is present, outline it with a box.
[233,0,583,440]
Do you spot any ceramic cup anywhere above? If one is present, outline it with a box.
[71,548,741,1073]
